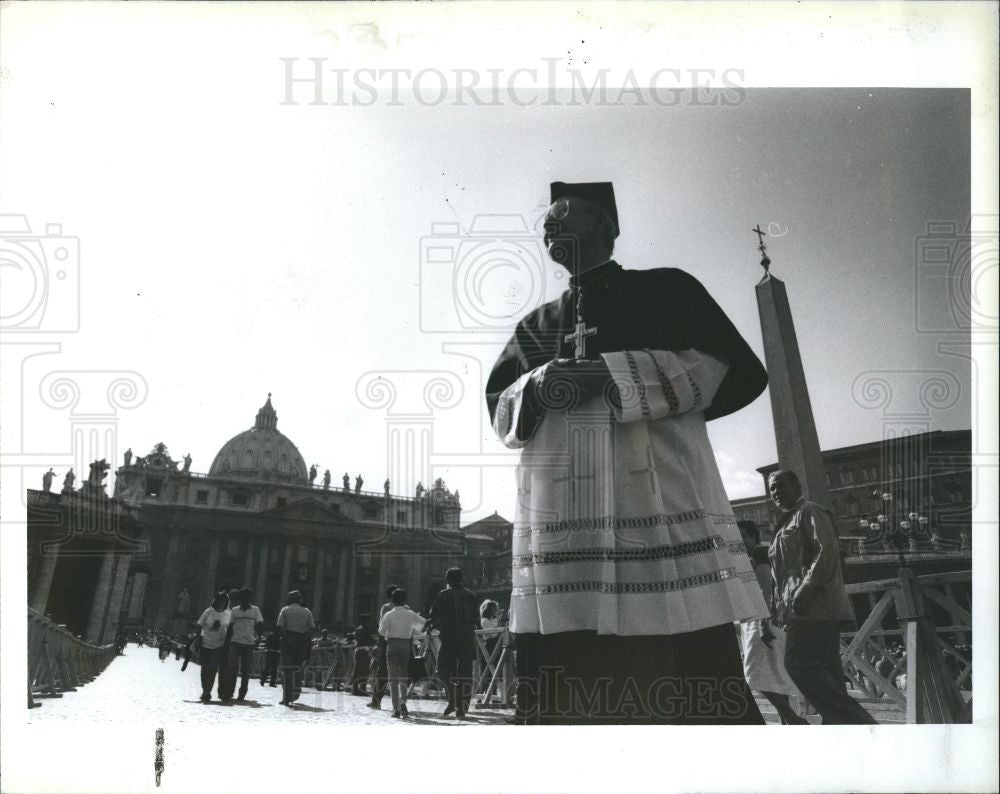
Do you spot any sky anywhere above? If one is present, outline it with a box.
[0,7,977,527]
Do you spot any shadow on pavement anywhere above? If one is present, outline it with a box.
[285,703,335,713]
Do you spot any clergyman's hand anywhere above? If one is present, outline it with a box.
[541,358,617,408]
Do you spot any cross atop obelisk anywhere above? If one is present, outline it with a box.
[753,224,771,277]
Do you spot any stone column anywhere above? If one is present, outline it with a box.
[410,554,424,612]
[311,543,326,621]
[376,562,389,609]
[278,542,292,601]
[85,553,117,643]
[201,535,221,608]
[102,555,132,643]
[30,548,59,614]
[127,571,149,620]
[334,546,349,623]
[344,552,357,626]
[255,539,269,606]
[154,531,182,626]
[756,274,830,507]
[121,575,135,622]
[242,539,256,588]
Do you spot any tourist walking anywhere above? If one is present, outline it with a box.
[378,588,427,718]
[426,568,480,718]
[768,470,877,724]
[196,591,231,703]
[367,585,399,711]
[221,587,263,701]
[276,590,315,706]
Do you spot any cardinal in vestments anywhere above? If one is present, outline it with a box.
[486,181,770,724]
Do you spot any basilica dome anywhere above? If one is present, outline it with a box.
[209,395,309,484]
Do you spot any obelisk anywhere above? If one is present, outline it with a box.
[754,226,830,507]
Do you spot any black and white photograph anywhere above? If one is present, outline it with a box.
[1,2,997,793]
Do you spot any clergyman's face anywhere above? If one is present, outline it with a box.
[543,198,600,268]
[768,474,802,510]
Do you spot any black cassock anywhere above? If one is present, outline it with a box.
[486,260,769,724]
[487,260,767,429]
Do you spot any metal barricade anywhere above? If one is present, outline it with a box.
[27,608,117,708]
[402,627,515,707]
[841,569,972,723]
[472,627,515,708]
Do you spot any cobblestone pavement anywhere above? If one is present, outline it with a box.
[29,643,896,727]
[28,643,514,726]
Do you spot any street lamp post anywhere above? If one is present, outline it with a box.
[859,487,930,567]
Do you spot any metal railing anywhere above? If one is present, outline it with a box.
[28,608,118,708]
[840,569,972,723]
[230,627,516,708]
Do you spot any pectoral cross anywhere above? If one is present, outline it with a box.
[564,286,597,359]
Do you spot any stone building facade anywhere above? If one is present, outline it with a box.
[461,511,514,610]
[28,396,504,641]
[730,428,973,583]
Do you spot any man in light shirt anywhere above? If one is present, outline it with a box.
[196,591,232,703]
[276,590,315,706]
[377,588,427,718]
[221,587,264,702]
[367,584,400,711]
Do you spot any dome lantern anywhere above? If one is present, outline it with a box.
[255,393,278,430]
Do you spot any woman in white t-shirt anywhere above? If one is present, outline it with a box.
[479,600,500,631]
[196,591,231,703]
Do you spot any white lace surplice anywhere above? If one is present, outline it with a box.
[493,348,769,636]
